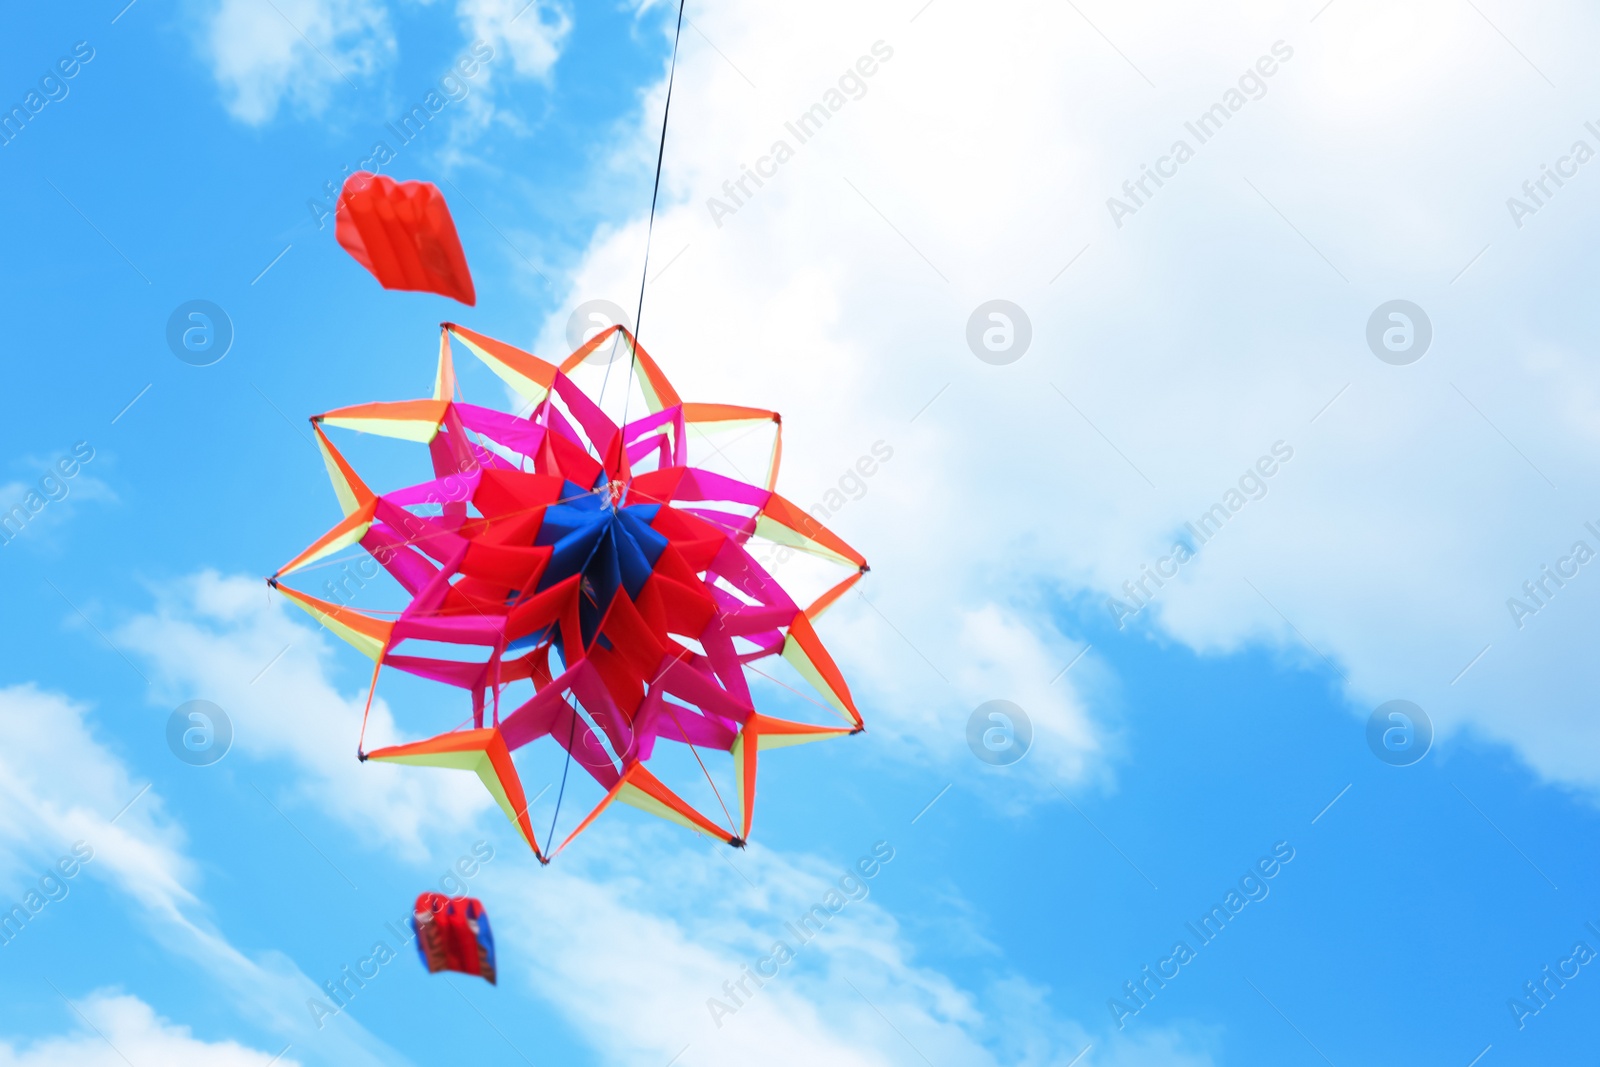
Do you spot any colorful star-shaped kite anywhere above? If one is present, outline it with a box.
[269,323,867,861]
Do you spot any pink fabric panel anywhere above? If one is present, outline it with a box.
[373,499,467,564]
[622,405,677,440]
[678,468,772,507]
[391,615,504,645]
[736,639,784,663]
[699,629,752,709]
[669,409,687,466]
[456,403,549,459]
[683,508,756,541]
[711,604,797,638]
[709,542,796,613]
[500,659,586,748]
[400,541,469,616]
[539,399,587,454]
[549,701,622,789]
[656,657,752,723]
[552,373,620,461]
[631,685,664,762]
[427,417,474,528]
[383,468,484,508]
[627,435,671,469]
[653,701,737,750]
[469,444,518,472]
[569,662,636,764]
[361,527,437,595]
[380,653,486,688]
[436,406,479,478]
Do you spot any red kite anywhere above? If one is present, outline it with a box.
[336,173,476,306]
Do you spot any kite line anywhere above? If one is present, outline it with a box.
[599,0,688,454]
[550,0,689,841]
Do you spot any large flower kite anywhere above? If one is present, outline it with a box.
[269,323,867,862]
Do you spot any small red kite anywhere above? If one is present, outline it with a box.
[412,893,497,984]
[336,173,476,306]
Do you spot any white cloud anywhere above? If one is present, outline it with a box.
[0,445,114,554]
[82,585,1184,1066]
[795,597,1105,792]
[524,0,1600,793]
[115,571,490,859]
[479,823,1212,1067]
[457,0,571,80]
[0,683,193,919]
[525,5,1110,795]
[0,684,407,1066]
[0,992,295,1067]
[204,0,394,124]
[951,606,1102,786]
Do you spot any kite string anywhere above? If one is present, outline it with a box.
[356,656,383,759]
[744,663,843,719]
[614,0,688,474]
[528,1,687,836]
[664,701,738,838]
[546,696,580,857]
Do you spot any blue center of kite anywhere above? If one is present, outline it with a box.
[514,481,666,652]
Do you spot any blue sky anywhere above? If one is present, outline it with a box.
[3,1,1600,1064]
